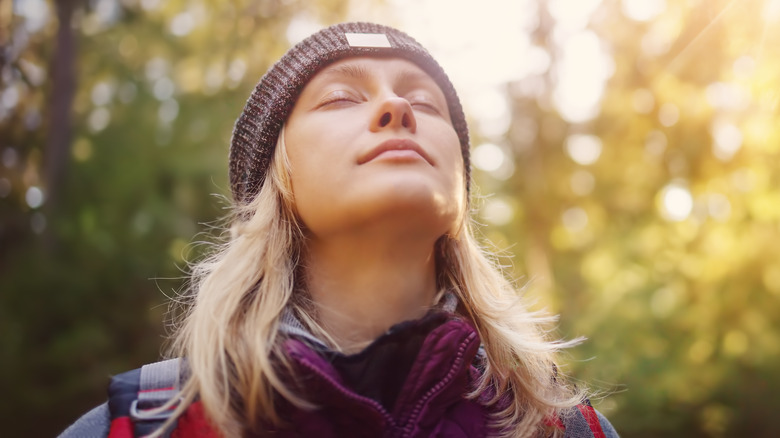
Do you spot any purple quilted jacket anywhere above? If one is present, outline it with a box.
[276,313,489,437]
[269,310,618,437]
[59,309,619,437]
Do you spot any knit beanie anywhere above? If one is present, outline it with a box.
[229,22,470,205]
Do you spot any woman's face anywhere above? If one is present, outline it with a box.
[284,57,465,240]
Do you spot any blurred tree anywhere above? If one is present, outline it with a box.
[0,0,358,436]
[4,0,780,436]
[469,0,780,436]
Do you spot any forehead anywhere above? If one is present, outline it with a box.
[308,56,440,87]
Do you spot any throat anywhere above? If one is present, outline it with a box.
[303,234,440,353]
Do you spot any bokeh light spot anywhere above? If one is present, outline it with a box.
[482,198,514,226]
[711,121,742,161]
[658,103,679,127]
[565,134,602,165]
[632,88,655,114]
[570,170,595,196]
[473,143,505,172]
[562,207,588,232]
[26,186,44,209]
[88,108,111,132]
[707,193,732,222]
[658,182,693,221]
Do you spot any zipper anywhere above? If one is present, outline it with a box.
[397,330,478,437]
[294,353,398,430]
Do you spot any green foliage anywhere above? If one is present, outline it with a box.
[471,1,780,436]
[3,0,779,436]
[0,1,353,436]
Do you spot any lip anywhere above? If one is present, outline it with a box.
[358,139,434,165]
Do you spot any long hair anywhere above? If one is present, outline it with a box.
[163,130,584,437]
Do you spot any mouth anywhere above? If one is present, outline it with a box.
[358,139,434,165]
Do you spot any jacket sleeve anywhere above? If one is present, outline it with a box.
[58,402,110,438]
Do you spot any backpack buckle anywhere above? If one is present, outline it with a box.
[129,399,173,421]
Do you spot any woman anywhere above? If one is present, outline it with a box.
[61,22,617,437]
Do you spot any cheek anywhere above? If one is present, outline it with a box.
[440,133,466,194]
[284,130,346,233]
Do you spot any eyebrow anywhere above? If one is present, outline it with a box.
[393,68,435,88]
[321,63,371,81]
[320,63,436,88]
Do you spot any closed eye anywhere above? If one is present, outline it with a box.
[409,97,444,116]
[316,90,361,109]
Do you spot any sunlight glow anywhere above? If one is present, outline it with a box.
[547,0,602,31]
[482,198,514,226]
[765,0,780,22]
[370,0,615,129]
[287,14,324,45]
[562,207,589,232]
[566,134,603,165]
[706,82,749,111]
[468,87,511,139]
[378,0,539,138]
[473,143,506,172]
[711,121,743,161]
[553,31,612,123]
[732,55,756,79]
[658,182,693,222]
[622,0,666,22]
[640,20,675,56]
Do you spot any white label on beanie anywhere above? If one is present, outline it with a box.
[345,33,391,48]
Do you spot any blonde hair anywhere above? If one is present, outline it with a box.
[164,131,585,437]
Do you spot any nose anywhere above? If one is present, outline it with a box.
[370,97,417,133]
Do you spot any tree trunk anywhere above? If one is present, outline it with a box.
[44,0,78,249]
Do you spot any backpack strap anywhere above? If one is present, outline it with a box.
[576,400,607,438]
[548,399,610,438]
[131,358,182,437]
[108,359,183,438]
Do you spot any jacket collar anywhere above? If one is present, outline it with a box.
[278,291,460,351]
[281,307,482,426]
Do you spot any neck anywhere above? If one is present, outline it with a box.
[303,231,440,353]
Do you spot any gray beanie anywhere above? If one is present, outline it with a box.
[229,22,470,205]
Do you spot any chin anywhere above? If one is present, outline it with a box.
[299,176,464,238]
[371,188,461,232]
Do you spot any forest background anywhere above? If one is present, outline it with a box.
[2,0,779,436]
